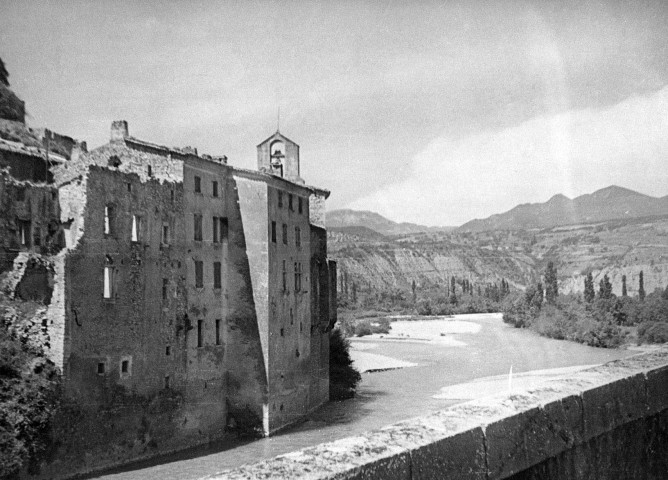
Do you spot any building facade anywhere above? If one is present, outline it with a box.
[1,117,336,476]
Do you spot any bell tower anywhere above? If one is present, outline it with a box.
[257,131,304,184]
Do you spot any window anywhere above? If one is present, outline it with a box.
[162,223,170,244]
[33,227,41,247]
[215,319,221,345]
[271,221,277,243]
[147,165,152,177]
[278,191,283,208]
[18,220,30,247]
[97,362,106,375]
[103,255,114,299]
[194,214,203,241]
[104,205,114,235]
[170,189,175,203]
[298,197,303,214]
[282,260,287,292]
[280,328,284,337]
[127,182,132,192]
[295,226,301,247]
[213,216,219,243]
[194,175,201,193]
[195,260,203,288]
[165,345,171,356]
[120,357,132,377]
[213,217,228,243]
[288,194,294,211]
[162,278,168,300]
[294,262,302,292]
[282,223,288,245]
[164,375,170,389]
[213,262,221,289]
[108,155,121,168]
[197,320,203,347]
[212,180,219,197]
[220,217,228,242]
[131,215,142,242]
[121,360,129,373]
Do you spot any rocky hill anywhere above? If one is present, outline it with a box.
[327,209,455,236]
[459,186,668,232]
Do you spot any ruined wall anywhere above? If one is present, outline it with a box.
[211,349,668,480]
[0,169,62,273]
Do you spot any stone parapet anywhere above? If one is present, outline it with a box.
[211,348,668,480]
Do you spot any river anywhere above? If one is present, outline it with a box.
[93,313,633,480]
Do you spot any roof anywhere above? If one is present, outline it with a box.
[232,166,330,199]
[0,138,67,163]
[256,130,299,148]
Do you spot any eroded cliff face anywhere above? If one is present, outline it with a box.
[329,215,668,299]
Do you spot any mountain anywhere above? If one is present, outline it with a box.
[459,186,668,232]
[327,209,455,236]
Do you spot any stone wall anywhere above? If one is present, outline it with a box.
[213,349,668,479]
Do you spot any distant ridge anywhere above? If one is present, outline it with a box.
[327,209,455,236]
[459,185,668,232]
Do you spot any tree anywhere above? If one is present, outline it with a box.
[544,261,558,304]
[411,280,416,304]
[584,273,595,303]
[351,281,357,304]
[639,271,646,301]
[450,276,456,295]
[598,274,613,300]
[0,58,9,87]
[622,275,627,297]
[329,329,361,400]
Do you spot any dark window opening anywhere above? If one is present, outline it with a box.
[194,214,203,241]
[166,345,171,356]
[280,328,284,337]
[288,194,293,211]
[295,349,300,358]
[295,226,301,247]
[282,223,288,245]
[298,197,303,214]
[162,278,168,300]
[162,223,170,244]
[215,319,221,345]
[194,176,201,193]
[278,191,283,208]
[212,181,219,197]
[97,362,106,374]
[121,360,129,373]
[282,260,287,291]
[147,165,153,177]
[164,375,170,389]
[271,221,277,243]
[170,190,175,203]
[213,262,221,289]
[195,260,203,288]
[108,155,121,168]
[197,320,203,347]
[213,217,227,243]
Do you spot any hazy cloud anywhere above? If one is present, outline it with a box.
[350,86,668,226]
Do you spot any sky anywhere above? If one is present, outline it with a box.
[2,0,668,226]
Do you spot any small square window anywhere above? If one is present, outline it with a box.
[97,362,106,375]
[165,345,171,356]
[121,360,129,373]
[194,176,201,193]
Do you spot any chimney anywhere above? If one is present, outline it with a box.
[70,141,88,162]
[181,146,198,156]
[111,120,128,143]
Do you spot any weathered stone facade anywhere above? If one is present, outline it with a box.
[1,119,336,477]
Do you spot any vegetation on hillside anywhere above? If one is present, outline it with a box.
[0,296,61,479]
[503,263,668,348]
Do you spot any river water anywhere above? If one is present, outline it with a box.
[93,313,632,480]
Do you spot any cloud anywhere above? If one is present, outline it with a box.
[349,85,668,226]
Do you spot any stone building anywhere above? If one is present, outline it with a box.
[1,117,336,476]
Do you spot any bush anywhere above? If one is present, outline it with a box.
[638,322,668,344]
[329,329,361,400]
[0,304,61,478]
